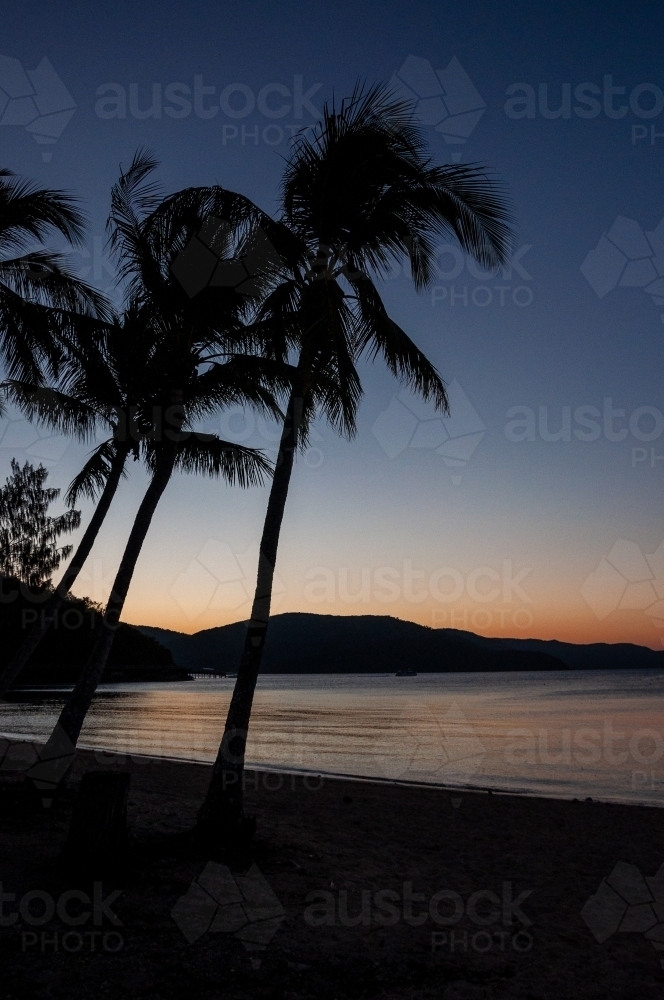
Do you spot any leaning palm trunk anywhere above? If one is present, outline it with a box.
[197,386,301,839]
[0,443,129,696]
[44,439,178,754]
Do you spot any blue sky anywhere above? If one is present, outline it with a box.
[2,0,664,645]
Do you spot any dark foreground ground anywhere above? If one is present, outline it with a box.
[1,747,663,999]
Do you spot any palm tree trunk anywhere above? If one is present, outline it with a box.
[197,384,302,840]
[0,443,129,697]
[45,438,179,754]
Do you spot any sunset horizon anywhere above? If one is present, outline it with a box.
[1,3,663,997]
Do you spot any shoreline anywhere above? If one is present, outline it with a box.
[3,732,663,811]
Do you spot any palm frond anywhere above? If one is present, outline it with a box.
[0,171,86,252]
[107,148,162,288]
[1,379,104,441]
[65,439,127,505]
[345,272,448,410]
[151,433,272,487]
[0,251,114,319]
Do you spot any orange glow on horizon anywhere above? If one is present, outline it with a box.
[121,597,664,651]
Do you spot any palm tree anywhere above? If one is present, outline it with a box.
[0,167,116,691]
[1,151,288,697]
[196,84,514,840]
[37,151,286,757]
[0,313,163,695]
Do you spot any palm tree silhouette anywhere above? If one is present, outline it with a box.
[196,84,514,839]
[0,309,177,695]
[38,152,284,754]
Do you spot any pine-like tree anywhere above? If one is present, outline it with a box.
[0,459,80,588]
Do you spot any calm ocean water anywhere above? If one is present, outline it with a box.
[2,670,664,805]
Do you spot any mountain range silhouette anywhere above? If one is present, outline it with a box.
[137,613,664,674]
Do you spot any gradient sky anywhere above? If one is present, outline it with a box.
[1,0,663,647]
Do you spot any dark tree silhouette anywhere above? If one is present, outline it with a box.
[38,151,283,757]
[0,459,80,588]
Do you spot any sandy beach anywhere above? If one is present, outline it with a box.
[1,745,663,999]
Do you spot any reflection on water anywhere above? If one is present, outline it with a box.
[1,670,664,805]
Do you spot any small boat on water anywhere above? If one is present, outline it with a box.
[395,669,417,677]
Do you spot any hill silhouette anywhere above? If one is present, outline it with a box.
[132,611,664,674]
[0,580,188,684]
[138,613,664,674]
